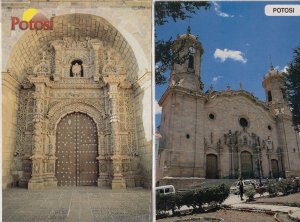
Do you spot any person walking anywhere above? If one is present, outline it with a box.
[238,177,244,201]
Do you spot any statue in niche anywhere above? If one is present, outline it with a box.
[70,60,83,77]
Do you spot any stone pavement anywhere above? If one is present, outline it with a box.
[224,193,300,221]
[2,187,151,222]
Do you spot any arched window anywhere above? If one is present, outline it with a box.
[267,91,272,102]
[188,55,194,69]
[70,60,83,77]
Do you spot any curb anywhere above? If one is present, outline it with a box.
[288,210,300,222]
[223,205,276,216]
[274,212,282,222]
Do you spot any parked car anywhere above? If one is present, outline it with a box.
[230,179,257,195]
[156,185,176,195]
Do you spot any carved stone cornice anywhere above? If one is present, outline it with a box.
[48,79,103,89]
[103,75,127,85]
[27,76,50,86]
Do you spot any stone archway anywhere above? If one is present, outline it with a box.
[56,112,99,186]
[5,13,141,84]
[241,151,253,179]
[3,12,151,190]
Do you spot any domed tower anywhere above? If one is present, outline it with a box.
[262,65,290,115]
[169,26,204,92]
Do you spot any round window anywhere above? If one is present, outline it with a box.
[268,125,272,130]
[239,117,249,128]
[186,134,190,139]
[209,113,215,120]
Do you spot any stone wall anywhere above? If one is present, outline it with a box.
[158,88,300,181]
[2,73,20,188]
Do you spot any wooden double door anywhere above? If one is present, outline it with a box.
[56,112,99,186]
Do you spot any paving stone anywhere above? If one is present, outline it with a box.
[3,187,151,222]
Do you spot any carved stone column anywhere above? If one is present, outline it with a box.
[103,75,127,189]
[91,41,102,81]
[43,131,58,188]
[27,77,48,189]
[97,132,110,188]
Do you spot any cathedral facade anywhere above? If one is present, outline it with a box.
[2,1,152,189]
[157,29,300,181]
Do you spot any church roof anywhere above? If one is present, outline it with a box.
[205,88,270,111]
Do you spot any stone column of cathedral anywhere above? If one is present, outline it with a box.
[91,42,102,81]
[27,77,48,189]
[97,87,110,188]
[104,75,127,189]
[42,85,58,188]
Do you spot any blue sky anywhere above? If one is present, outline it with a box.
[155,1,300,128]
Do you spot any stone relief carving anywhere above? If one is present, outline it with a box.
[102,49,126,76]
[33,52,51,76]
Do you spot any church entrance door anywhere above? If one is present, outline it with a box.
[271,159,280,178]
[206,154,218,179]
[241,151,253,179]
[56,112,99,186]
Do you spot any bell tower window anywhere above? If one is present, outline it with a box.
[70,60,83,77]
[188,55,194,69]
[268,91,272,102]
[281,88,287,100]
[267,91,272,102]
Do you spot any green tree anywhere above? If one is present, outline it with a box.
[284,46,300,131]
[155,1,210,85]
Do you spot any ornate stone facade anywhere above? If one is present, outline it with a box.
[157,30,300,182]
[2,5,151,189]
[10,37,140,189]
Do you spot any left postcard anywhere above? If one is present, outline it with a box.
[2,1,152,221]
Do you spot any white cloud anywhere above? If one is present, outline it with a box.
[154,100,162,115]
[281,65,289,73]
[212,75,223,84]
[213,2,234,18]
[275,65,289,73]
[214,48,247,63]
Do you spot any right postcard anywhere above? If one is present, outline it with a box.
[154,1,300,221]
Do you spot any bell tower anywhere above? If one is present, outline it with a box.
[262,65,290,115]
[169,26,204,92]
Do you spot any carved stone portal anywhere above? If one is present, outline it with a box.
[13,37,139,189]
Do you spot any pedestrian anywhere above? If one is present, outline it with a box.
[238,177,244,201]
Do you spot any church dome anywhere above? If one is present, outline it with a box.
[264,65,283,79]
[176,26,198,41]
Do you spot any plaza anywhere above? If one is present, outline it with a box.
[2,187,151,222]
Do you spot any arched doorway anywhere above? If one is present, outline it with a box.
[241,151,253,179]
[206,154,218,179]
[271,159,280,178]
[56,112,99,186]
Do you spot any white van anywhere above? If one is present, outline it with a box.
[155,185,176,195]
